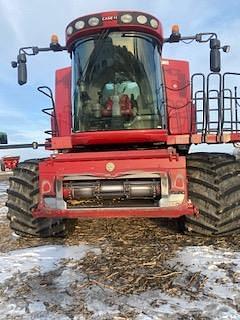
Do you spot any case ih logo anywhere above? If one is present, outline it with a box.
[102,16,118,21]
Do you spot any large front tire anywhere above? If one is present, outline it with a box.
[6,159,76,237]
[185,152,240,236]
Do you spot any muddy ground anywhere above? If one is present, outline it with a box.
[0,180,239,319]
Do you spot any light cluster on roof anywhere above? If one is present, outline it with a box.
[66,13,159,36]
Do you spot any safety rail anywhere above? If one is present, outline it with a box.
[191,72,240,140]
[37,86,59,136]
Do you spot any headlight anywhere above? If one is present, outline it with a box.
[66,26,74,35]
[88,17,100,27]
[150,19,158,29]
[120,14,133,23]
[75,20,85,30]
[137,15,147,24]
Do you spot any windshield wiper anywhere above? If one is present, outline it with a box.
[78,29,110,80]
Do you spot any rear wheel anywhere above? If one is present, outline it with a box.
[6,159,76,237]
[185,152,240,236]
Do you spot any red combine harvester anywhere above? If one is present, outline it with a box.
[7,11,240,237]
[0,156,20,171]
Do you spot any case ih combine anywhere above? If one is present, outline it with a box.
[0,156,20,172]
[7,11,240,237]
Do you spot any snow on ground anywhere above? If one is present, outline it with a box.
[0,245,101,283]
[0,180,8,221]
[0,245,101,320]
[0,181,240,319]
[0,244,239,319]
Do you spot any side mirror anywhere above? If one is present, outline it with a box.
[17,53,27,85]
[210,48,221,72]
[210,39,221,72]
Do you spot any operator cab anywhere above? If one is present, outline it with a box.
[12,10,229,140]
[69,14,165,133]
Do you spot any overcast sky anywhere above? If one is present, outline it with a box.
[1,0,240,159]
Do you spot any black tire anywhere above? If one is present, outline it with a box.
[6,159,76,237]
[185,152,240,236]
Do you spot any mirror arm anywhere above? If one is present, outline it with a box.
[163,32,218,44]
[19,45,67,56]
[163,31,225,72]
[12,44,67,85]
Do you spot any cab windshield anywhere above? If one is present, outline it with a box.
[72,31,165,132]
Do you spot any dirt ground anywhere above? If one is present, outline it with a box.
[0,179,240,319]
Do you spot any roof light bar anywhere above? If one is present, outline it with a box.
[120,14,133,23]
[65,12,163,50]
[150,19,158,29]
[75,20,85,30]
[137,15,148,24]
[66,26,74,35]
[88,17,100,27]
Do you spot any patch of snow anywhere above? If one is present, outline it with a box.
[0,244,101,283]
[81,246,240,319]
[0,244,101,320]
[0,206,7,216]
[169,246,240,300]
[28,301,46,313]
[0,181,8,222]
[86,287,122,318]
[0,181,8,194]
[1,303,26,318]
[83,285,240,320]
[54,268,86,288]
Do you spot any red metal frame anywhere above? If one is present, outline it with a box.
[34,205,195,219]
[55,67,72,137]
[33,149,197,218]
[162,59,194,135]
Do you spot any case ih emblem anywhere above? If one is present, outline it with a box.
[102,16,118,21]
[106,162,115,172]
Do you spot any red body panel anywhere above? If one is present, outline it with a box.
[53,67,169,147]
[55,67,72,136]
[162,59,194,135]
[38,149,185,196]
[50,65,240,149]
[33,149,196,219]
[51,130,168,149]
[34,205,194,219]
[51,63,193,149]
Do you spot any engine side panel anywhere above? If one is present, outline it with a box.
[54,67,72,137]
[162,59,195,135]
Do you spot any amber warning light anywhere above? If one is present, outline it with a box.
[51,34,59,45]
[171,24,180,34]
